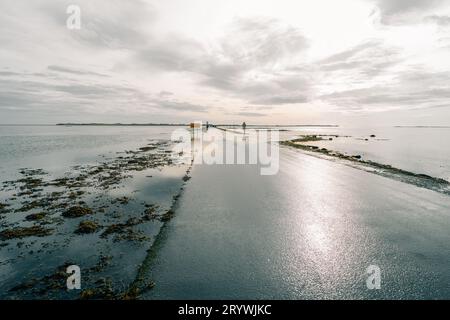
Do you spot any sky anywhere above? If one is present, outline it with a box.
[0,0,450,125]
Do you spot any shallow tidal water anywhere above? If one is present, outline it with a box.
[0,125,190,299]
[143,128,450,299]
[0,125,449,299]
[277,126,450,182]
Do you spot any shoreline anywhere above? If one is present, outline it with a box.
[281,135,450,196]
[0,138,192,299]
[1,127,449,299]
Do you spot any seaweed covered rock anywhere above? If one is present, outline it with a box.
[0,202,11,214]
[75,221,100,234]
[62,206,93,218]
[160,210,175,222]
[25,212,47,221]
[0,226,53,240]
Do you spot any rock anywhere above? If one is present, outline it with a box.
[160,210,175,222]
[138,146,157,152]
[117,196,131,205]
[25,212,47,221]
[0,226,53,240]
[62,206,93,218]
[75,221,100,234]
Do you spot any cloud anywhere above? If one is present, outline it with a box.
[154,100,208,113]
[43,0,156,49]
[424,15,450,26]
[132,17,311,106]
[317,40,402,78]
[1,0,449,123]
[320,68,450,111]
[250,94,309,105]
[318,41,379,65]
[47,65,108,77]
[158,91,174,98]
[370,0,448,25]
[233,112,266,117]
[0,70,208,117]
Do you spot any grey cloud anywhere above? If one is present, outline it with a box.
[49,84,129,97]
[250,94,308,105]
[48,65,108,78]
[133,17,311,106]
[321,69,450,110]
[317,40,402,80]
[0,91,41,109]
[320,61,365,72]
[137,36,206,72]
[0,71,207,115]
[158,91,174,98]
[42,0,155,49]
[154,100,208,113]
[376,0,441,16]
[233,112,266,117]
[318,41,379,65]
[370,0,447,25]
[2,0,448,121]
[424,15,450,26]
[221,17,308,66]
[0,71,23,77]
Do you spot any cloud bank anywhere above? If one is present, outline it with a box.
[0,0,449,124]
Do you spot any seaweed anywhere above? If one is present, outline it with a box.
[25,212,47,221]
[0,202,11,214]
[116,196,131,205]
[88,255,112,273]
[0,139,191,299]
[75,220,101,234]
[159,210,175,222]
[62,206,93,218]
[9,262,73,296]
[101,217,148,242]
[0,226,53,240]
[291,135,323,143]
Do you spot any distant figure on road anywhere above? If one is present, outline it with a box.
[206,121,209,130]
[242,122,246,133]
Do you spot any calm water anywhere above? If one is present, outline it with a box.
[143,128,450,299]
[279,126,450,181]
[0,125,449,299]
[0,125,180,180]
[1,125,449,181]
[0,125,189,299]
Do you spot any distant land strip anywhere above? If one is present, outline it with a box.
[56,123,187,126]
[55,123,339,127]
[394,125,450,128]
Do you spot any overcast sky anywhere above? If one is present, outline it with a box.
[1,0,450,125]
